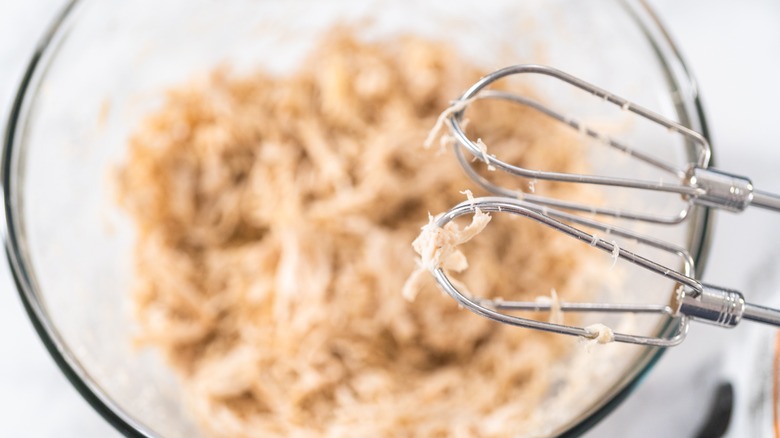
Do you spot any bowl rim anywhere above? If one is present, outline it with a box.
[0,0,713,436]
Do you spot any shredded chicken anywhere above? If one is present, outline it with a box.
[610,240,620,269]
[535,288,564,325]
[403,192,491,302]
[117,30,596,438]
[475,138,497,172]
[584,323,615,344]
[423,97,476,149]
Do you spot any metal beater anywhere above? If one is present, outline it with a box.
[426,64,780,346]
[447,65,780,223]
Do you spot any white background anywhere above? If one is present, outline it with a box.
[1,0,779,436]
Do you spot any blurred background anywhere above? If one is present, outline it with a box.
[1,0,778,436]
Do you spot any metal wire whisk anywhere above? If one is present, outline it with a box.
[426,65,780,346]
[432,197,780,346]
[446,64,780,224]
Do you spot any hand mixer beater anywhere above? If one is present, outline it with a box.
[423,64,780,347]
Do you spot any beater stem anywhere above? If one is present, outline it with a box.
[752,189,780,212]
[742,303,780,327]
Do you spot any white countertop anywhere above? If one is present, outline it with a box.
[1,1,779,436]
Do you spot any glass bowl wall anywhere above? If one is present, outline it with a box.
[2,0,710,436]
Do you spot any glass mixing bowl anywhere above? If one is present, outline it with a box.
[2,0,711,436]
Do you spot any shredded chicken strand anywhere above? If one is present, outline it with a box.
[423,97,477,149]
[584,323,615,344]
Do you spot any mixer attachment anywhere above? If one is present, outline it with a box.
[445,64,780,224]
[426,197,780,346]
